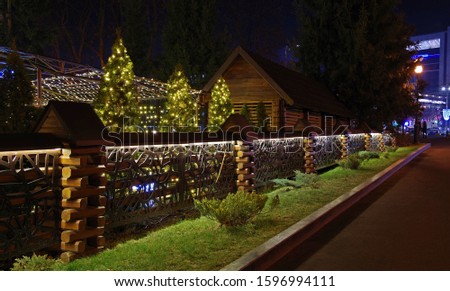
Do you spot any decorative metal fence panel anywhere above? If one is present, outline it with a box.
[315,135,342,170]
[0,149,61,261]
[253,137,305,186]
[371,133,382,151]
[104,142,236,228]
[348,134,366,155]
[383,133,393,147]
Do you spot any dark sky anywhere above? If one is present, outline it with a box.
[397,0,450,35]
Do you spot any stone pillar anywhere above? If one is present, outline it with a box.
[59,146,107,262]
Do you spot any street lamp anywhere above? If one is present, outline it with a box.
[413,63,423,144]
[414,65,423,74]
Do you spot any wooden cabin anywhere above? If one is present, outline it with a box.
[202,46,352,132]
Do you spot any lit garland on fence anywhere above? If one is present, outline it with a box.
[208,77,233,130]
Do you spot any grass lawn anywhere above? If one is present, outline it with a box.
[56,146,419,271]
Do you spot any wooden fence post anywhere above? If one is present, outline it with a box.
[378,134,385,152]
[364,133,372,151]
[235,141,255,193]
[340,134,349,159]
[59,146,107,262]
[305,136,316,174]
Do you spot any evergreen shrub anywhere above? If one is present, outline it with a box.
[194,191,267,227]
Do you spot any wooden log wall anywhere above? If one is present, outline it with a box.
[304,136,317,174]
[235,141,255,193]
[59,146,106,262]
[284,109,304,128]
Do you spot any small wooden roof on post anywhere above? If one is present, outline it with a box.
[34,101,106,147]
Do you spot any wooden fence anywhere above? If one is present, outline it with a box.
[0,130,393,263]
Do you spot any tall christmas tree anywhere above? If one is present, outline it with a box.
[208,77,233,130]
[0,49,36,133]
[93,33,139,130]
[160,64,197,131]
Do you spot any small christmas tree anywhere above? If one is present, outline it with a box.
[256,101,268,130]
[0,49,35,133]
[208,77,233,130]
[160,64,197,131]
[93,33,139,131]
[240,103,251,123]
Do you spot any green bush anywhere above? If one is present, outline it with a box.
[358,151,380,160]
[337,153,361,169]
[385,146,398,152]
[11,254,62,271]
[273,170,320,189]
[194,191,268,227]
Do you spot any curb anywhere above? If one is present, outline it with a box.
[221,143,431,271]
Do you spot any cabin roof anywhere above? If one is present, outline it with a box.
[203,46,352,118]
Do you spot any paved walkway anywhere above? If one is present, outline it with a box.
[272,137,450,270]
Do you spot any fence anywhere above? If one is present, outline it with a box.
[0,146,61,261]
[104,141,236,229]
[0,127,393,263]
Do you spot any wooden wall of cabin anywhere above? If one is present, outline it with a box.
[223,56,281,129]
[307,111,322,129]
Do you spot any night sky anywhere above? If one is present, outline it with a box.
[398,0,450,35]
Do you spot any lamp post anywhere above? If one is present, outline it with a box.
[442,86,450,136]
[413,64,423,144]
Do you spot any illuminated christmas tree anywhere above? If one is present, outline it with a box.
[208,77,233,130]
[160,64,197,131]
[93,34,139,130]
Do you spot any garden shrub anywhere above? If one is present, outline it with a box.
[358,151,380,160]
[337,153,361,169]
[194,191,268,227]
[385,145,398,152]
[11,254,62,271]
[273,170,320,189]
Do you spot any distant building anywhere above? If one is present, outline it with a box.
[411,26,450,129]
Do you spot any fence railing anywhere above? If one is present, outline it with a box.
[348,133,366,155]
[0,131,393,262]
[0,148,61,261]
[253,137,305,186]
[104,141,236,229]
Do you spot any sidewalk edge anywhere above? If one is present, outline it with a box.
[221,143,431,271]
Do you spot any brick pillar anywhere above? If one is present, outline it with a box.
[59,146,107,262]
[235,141,255,193]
